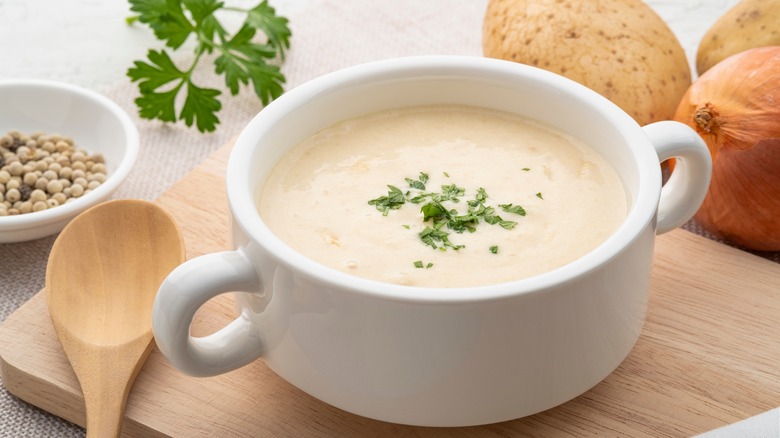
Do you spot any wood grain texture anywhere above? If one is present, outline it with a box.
[44,200,186,437]
[1,142,779,437]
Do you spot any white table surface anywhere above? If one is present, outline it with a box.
[2,0,778,437]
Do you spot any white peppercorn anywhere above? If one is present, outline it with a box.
[6,188,21,203]
[20,201,33,214]
[35,178,49,191]
[59,167,73,179]
[46,198,59,208]
[56,156,70,167]
[47,179,64,194]
[30,189,47,203]
[6,179,20,190]
[88,173,106,183]
[87,180,101,190]
[55,141,70,153]
[16,147,30,162]
[51,193,66,205]
[33,201,48,212]
[42,170,58,181]
[73,177,87,188]
[72,161,87,171]
[23,172,38,187]
[8,208,19,215]
[0,170,9,184]
[8,161,23,176]
[91,163,107,174]
[71,169,86,180]
[70,184,84,198]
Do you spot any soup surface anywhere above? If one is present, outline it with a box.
[258,105,626,287]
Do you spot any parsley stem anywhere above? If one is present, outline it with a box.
[221,6,250,13]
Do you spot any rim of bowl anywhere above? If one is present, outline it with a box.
[0,79,139,231]
[229,55,661,304]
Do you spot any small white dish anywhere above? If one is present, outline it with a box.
[0,79,138,243]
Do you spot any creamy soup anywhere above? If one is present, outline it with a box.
[258,105,627,288]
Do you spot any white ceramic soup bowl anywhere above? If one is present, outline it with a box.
[153,56,710,427]
[0,79,138,242]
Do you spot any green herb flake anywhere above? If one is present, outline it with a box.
[489,245,499,254]
[536,192,544,199]
[402,224,411,230]
[521,167,531,171]
[499,203,527,216]
[413,261,434,269]
[368,185,406,215]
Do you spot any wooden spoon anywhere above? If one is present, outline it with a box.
[45,199,185,437]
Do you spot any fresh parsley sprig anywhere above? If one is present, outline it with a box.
[126,0,291,132]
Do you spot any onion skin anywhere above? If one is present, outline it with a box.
[673,46,780,251]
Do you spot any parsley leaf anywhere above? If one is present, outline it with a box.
[130,0,194,49]
[246,1,292,59]
[499,203,527,216]
[127,0,291,132]
[180,81,222,133]
[368,185,406,215]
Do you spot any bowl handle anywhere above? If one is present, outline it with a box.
[643,121,712,235]
[152,248,264,377]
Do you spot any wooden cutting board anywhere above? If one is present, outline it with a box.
[1,142,779,437]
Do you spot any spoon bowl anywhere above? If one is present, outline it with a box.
[46,199,185,437]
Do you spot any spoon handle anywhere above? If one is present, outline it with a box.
[75,338,154,438]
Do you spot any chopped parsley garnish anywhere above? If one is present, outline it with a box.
[368,172,530,253]
[368,185,406,215]
[536,192,544,199]
[413,260,433,269]
[499,203,526,216]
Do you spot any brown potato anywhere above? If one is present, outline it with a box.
[483,0,691,126]
[696,0,780,75]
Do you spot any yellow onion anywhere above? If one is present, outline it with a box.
[673,46,780,251]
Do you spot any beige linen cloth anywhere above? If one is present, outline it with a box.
[0,0,777,437]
